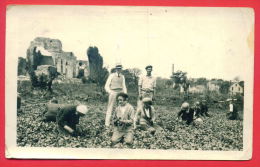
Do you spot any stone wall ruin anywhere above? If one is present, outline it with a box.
[26,37,88,78]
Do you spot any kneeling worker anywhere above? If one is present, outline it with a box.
[56,104,88,136]
[43,103,88,136]
[177,102,195,125]
[135,97,156,134]
[111,93,135,146]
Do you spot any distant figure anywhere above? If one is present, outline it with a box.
[77,62,85,78]
[104,63,127,128]
[43,103,88,136]
[193,101,202,118]
[177,102,195,125]
[135,97,156,134]
[200,100,210,117]
[226,99,239,120]
[111,93,135,146]
[137,65,156,108]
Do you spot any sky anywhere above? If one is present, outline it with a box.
[6,6,254,80]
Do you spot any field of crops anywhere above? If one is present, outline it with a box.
[17,81,243,150]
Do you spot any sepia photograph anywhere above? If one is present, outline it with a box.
[5,5,254,159]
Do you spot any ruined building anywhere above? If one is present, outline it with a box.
[26,37,88,78]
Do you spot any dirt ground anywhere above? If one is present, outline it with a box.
[16,81,243,150]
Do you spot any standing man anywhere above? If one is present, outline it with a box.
[138,65,156,108]
[105,63,127,128]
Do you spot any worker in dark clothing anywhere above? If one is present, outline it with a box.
[193,101,202,118]
[200,100,210,117]
[177,102,195,125]
[193,100,210,118]
[56,104,88,136]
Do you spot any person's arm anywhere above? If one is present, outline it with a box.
[177,110,183,120]
[122,75,127,94]
[134,107,141,127]
[151,106,156,123]
[122,105,135,124]
[56,109,74,134]
[105,74,112,94]
[138,76,142,96]
[153,78,157,99]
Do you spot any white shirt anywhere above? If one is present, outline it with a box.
[229,104,233,112]
[138,75,156,90]
[104,72,127,94]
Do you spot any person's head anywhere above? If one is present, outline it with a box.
[76,104,88,116]
[181,102,189,111]
[194,101,200,109]
[142,97,152,108]
[117,92,128,106]
[145,65,153,76]
[115,63,123,74]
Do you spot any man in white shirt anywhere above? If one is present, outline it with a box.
[137,65,156,108]
[226,99,239,120]
[104,63,127,128]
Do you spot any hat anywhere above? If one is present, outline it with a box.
[195,101,200,106]
[145,65,153,70]
[226,98,232,102]
[76,104,88,115]
[115,63,122,69]
[142,97,152,103]
[181,102,189,110]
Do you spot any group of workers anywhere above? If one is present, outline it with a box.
[41,63,239,147]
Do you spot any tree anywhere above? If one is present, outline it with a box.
[234,76,241,82]
[195,77,207,86]
[122,69,135,88]
[165,79,173,88]
[219,81,231,94]
[87,46,108,92]
[171,70,189,98]
[87,46,103,82]
[128,68,141,85]
[121,68,141,91]
[171,70,187,85]
[96,67,109,92]
[18,57,28,76]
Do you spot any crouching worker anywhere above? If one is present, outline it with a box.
[177,102,195,125]
[135,97,156,134]
[43,102,88,136]
[56,104,88,136]
[111,93,135,146]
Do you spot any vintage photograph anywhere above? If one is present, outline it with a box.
[5,6,254,159]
